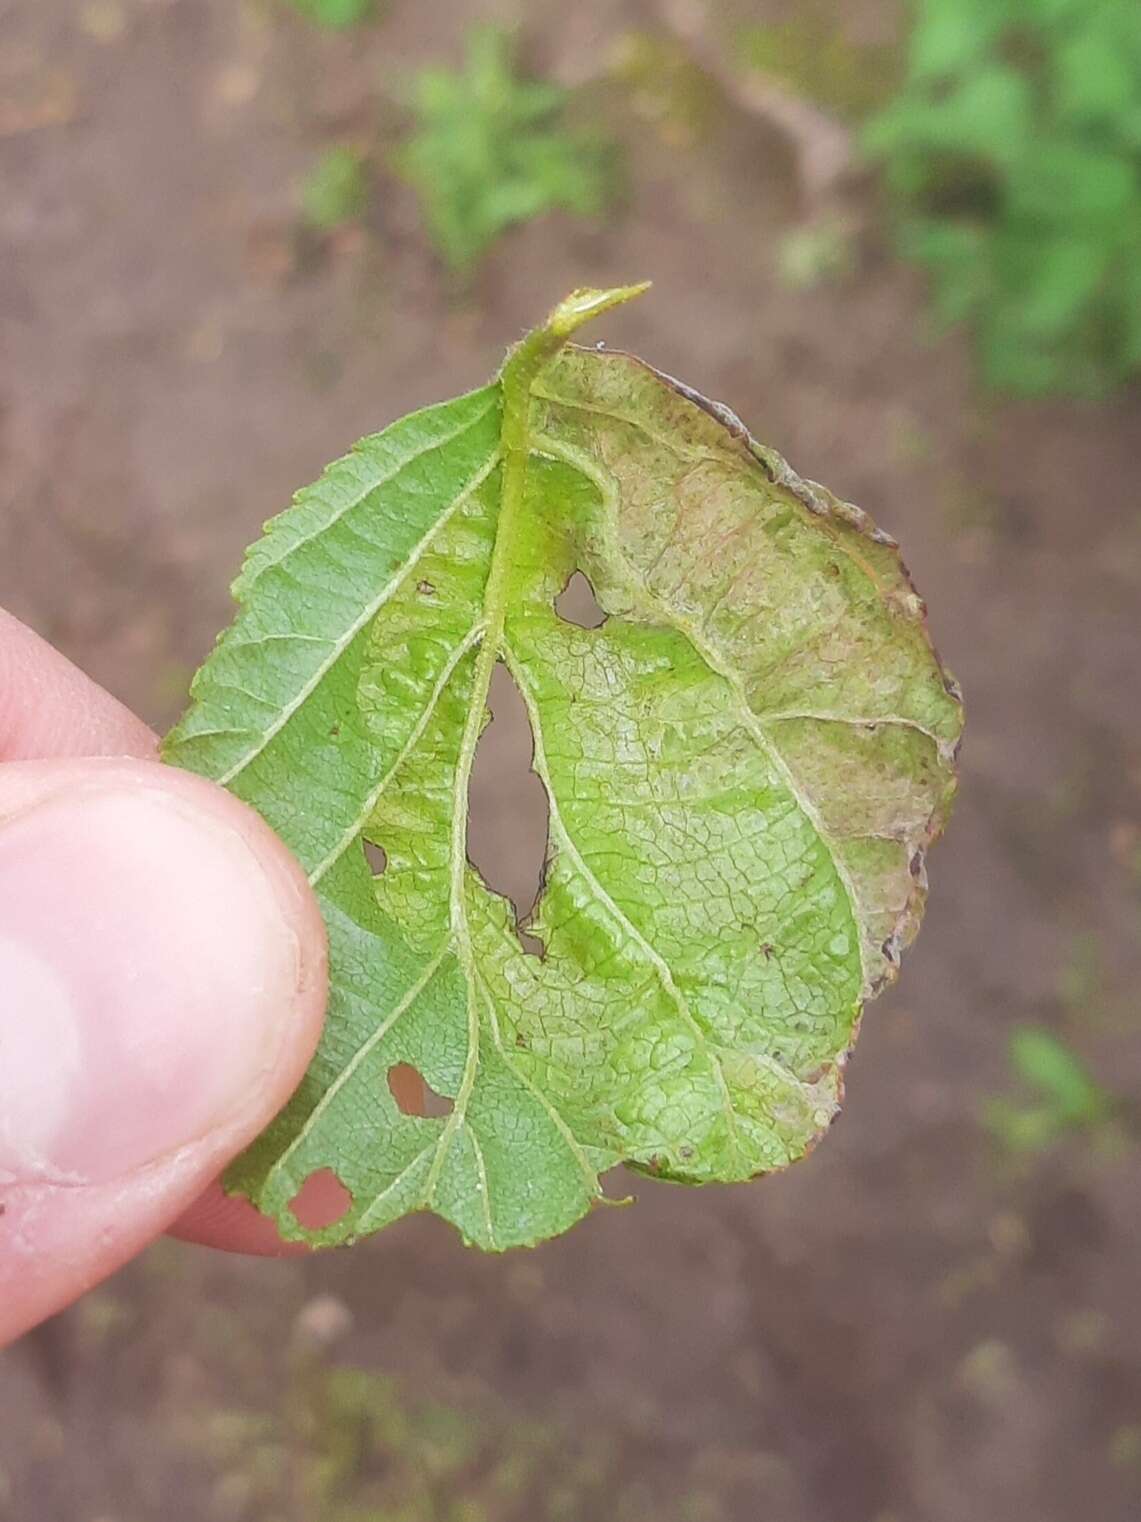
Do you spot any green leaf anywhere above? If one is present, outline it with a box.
[927,68,1034,169]
[286,0,375,27]
[864,0,1141,395]
[983,1026,1114,1154]
[983,1097,1065,1154]
[899,217,991,326]
[1054,21,1138,125]
[991,230,1107,335]
[301,147,369,231]
[907,0,1002,80]
[1013,143,1136,229]
[1008,1027,1110,1126]
[164,286,962,1250]
[392,26,616,274]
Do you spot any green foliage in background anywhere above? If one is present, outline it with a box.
[778,219,857,290]
[285,0,374,26]
[393,27,616,274]
[167,1347,748,1521]
[985,1026,1113,1152]
[866,0,1141,395]
[739,13,898,122]
[301,147,369,231]
[611,30,722,148]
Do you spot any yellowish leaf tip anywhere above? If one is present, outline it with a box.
[547,282,652,339]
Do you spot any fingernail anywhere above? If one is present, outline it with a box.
[0,780,303,1185]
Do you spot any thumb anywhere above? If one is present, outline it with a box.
[0,758,327,1343]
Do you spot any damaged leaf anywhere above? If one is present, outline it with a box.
[163,286,962,1249]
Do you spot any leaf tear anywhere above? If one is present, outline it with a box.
[387,1063,453,1118]
[362,839,387,876]
[555,569,607,629]
[289,1168,352,1230]
[466,662,551,947]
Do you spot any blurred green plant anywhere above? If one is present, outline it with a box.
[610,30,721,148]
[393,26,617,275]
[301,146,369,230]
[865,0,1141,395]
[777,218,856,289]
[285,0,375,26]
[738,13,898,121]
[175,1357,669,1520]
[984,1026,1113,1152]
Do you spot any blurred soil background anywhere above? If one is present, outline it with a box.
[1,1,1140,1519]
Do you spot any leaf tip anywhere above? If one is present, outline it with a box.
[547,281,651,338]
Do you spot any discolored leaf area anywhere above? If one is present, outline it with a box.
[163,287,962,1250]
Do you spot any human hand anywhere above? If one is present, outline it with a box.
[0,607,329,1344]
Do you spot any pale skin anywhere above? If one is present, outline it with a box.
[0,606,351,1344]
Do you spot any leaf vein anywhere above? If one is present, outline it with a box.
[307,622,485,887]
[245,396,498,586]
[475,970,602,1194]
[503,643,744,1163]
[532,385,726,462]
[214,448,500,786]
[532,432,869,994]
[262,940,453,1196]
[467,1129,497,1249]
[354,1144,437,1234]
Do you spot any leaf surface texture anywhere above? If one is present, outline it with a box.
[164,289,962,1249]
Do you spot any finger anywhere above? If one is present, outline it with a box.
[171,1168,354,1256]
[170,1062,425,1253]
[1,607,332,1256]
[170,1063,426,1252]
[0,758,328,1343]
[0,606,157,760]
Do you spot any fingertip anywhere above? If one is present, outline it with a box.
[161,764,330,1116]
[0,758,329,1339]
[0,756,329,1142]
[0,606,157,761]
[170,1184,314,1257]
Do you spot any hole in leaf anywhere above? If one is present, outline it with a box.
[599,1169,634,1204]
[467,663,549,955]
[362,839,387,876]
[388,1063,453,1118]
[289,1168,352,1231]
[555,570,606,629]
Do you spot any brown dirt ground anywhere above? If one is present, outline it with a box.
[2,2,1140,1520]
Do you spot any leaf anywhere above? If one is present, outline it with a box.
[922,68,1034,170]
[163,286,962,1250]
[300,147,369,231]
[907,0,1001,80]
[286,0,375,27]
[392,26,615,274]
[1054,20,1138,126]
[983,1026,1113,1154]
[1008,1028,1110,1126]
[865,0,1141,396]
[1009,142,1136,229]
